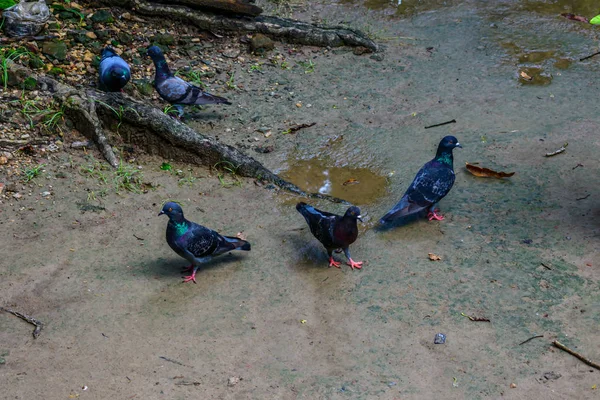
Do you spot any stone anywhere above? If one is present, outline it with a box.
[250,34,274,53]
[153,33,175,46]
[91,10,113,24]
[42,41,68,61]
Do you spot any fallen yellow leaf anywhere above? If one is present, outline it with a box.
[520,71,532,81]
[428,253,441,261]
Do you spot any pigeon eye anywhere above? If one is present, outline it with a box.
[168,208,172,212]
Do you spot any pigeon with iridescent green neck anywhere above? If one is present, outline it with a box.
[98,47,130,92]
[380,135,462,224]
[159,202,250,283]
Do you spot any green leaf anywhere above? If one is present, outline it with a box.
[590,15,600,25]
[0,0,16,10]
[160,162,172,171]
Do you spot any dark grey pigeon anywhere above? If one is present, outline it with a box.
[98,47,131,92]
[159,202,250,283]
[380,135,462,224]
[296,202,363,270]
[146,45,231,118]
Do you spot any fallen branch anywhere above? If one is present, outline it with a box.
[97,0,378,52]
[159,356,192,368]
[545,143,568,157]
[576,194,590,201]
[460,312,490,322]
[424,119,456,129]
[553,340,600,370]
[519,334,543,345]
[8,63,349,204]
[0,306,44,339]
[580,51,600,62]
[540,262,552,270]
[286,122,316,134]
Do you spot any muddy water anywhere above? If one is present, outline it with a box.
[279,158,388,205]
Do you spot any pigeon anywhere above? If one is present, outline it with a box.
[380,135,462,224]
[159,202,250,283]
[146,45,231,118]
[296,202,363,270]
[98,47,131,92]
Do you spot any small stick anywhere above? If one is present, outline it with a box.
[0,306,43,339]
[425,119,456,129]
[580,51,600,62]
[159,356,191,368]
[133,234,145,241]
[460,312,490,322]
[540,262,552,270]
[553,340,600,370]
[519,334,544,345]
[576,194,590,201]
[288,122,316,134]
[545,143,568,157]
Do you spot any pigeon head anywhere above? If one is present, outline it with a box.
[110,68,130,85]
[159,202,184,220]
[101,46,117,59]
[439,136,462,150]
[147,45,165,61]
[344,206,363,222]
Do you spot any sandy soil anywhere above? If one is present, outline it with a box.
[1,0,599,399]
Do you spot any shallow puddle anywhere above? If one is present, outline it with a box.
[279,158,388,205]
[338,0,462,15]
[520,0,598,15]
[518,66,553,85]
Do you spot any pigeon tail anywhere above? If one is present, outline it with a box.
[191,90,232,106]
[379,197,427,224]
[223,236,251,251]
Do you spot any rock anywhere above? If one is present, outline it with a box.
[223,48,241,58]
[153,33,175,46]
[250,34,274,54]
[370,53,385,62]
[227,377,240,387]
[353,46,372,55]
[255,145,274,154]
[0,156,7,165]
[29,56,44,69]
[117,32,133,45]
[42,41,68,61]
[91,10,113,24]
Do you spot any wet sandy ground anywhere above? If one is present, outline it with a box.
[1,0,599,398]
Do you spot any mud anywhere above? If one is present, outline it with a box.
[1,0,599,399]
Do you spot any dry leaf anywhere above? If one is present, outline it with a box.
[428,253,441,261]
[465,162,515,178]
[520,71,532,81]
[342,178,359,186]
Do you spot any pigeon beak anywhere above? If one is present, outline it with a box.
[158,211,165,216]
[455,142,463,148]
[358,215,363,222]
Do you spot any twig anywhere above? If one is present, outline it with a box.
[580,51,600,62]
[460,312,490,322]
[159,356,191,368]
[424,119,456,129]
[288,122,316,134]
[519,334,543,345]
[572,163,583,170]
[133,234,145,241]
[545,143,568,157]
[540,262,552,270]
[175,381,201,386]
[576,194,590,201]
[0,306,43,338]
[0,34,59,43]
[553,340,600,370]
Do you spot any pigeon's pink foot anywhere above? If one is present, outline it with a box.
[181,264,194,273]
[347,259,363,270]
[328,257,341,268]
[427,209,445,221]
[183,272,197,284]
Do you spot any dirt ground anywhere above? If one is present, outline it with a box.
[1,0,599,399]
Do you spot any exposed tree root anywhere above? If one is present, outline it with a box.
[12,64,349,204]
[96,0,379,52]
